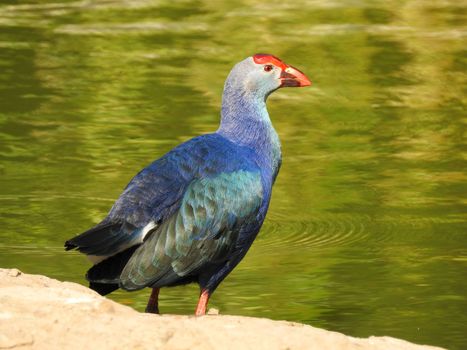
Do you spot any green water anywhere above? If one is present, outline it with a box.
[0,1,466,348]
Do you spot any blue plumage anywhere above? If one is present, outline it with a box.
[65,54,311,315]
[120,169,263,291]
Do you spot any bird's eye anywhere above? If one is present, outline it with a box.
[264,65,273,72]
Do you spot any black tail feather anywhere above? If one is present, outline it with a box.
[65,222,118,250]
[89,282,119,296]
[64,221,138,256]
[86,244,140,293]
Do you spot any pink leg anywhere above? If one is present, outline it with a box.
[145,288,160,314]
[195,289,210,316]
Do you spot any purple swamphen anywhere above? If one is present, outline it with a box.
[65,54,311,315]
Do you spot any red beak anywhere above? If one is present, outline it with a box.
[280,65,312,87]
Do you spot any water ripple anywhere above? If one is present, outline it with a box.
[256,212,448,253]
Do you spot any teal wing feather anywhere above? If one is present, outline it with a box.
[119,170,263,290]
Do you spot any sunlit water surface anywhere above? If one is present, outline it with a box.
[0,1,466,349]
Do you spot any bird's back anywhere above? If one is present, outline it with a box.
[107,133,264,225]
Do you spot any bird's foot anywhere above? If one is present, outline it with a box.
[145,305,160,314]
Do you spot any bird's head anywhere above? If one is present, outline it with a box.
[224,54,311,101]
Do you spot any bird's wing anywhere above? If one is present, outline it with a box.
[64,151,190,259]
[65,134,260,263]
[118,169,263,290]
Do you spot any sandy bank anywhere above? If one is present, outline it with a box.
[0,269,444,350]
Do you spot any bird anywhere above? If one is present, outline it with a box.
[65,54,311,316]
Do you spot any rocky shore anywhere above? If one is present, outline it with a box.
[0,269,444,350]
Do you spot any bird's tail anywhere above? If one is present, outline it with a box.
[64,221,138,256]
[85,245,140,295]
[89,282,120,296]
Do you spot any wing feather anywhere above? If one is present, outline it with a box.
[120,170,263,290]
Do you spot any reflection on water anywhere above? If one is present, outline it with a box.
[0,1,465,349]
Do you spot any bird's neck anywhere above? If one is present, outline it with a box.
[217,86,281,175]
